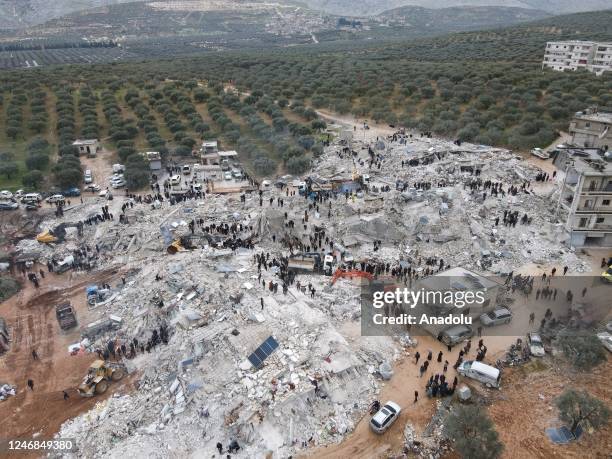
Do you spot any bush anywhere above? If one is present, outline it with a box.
[0,161,18,179]
[558,333,607,370]
[0,276,21,302]
[286,156,310,174]
[25,153,49,170]
[124,155,150,189]
[22,170,44,188]
[445,405,503,459]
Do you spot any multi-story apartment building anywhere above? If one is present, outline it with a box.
[569,108,611,151]
[542,41,612,75]
[555,149,612,247]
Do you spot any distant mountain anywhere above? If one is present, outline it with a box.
[377,6,550,30]
[0,0,134,28]
[302,0,612,16]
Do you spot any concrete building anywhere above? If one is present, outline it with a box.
[72,139,100,157]
[542,41,612,75]
[555,149,612,247]
[569,108,612,151]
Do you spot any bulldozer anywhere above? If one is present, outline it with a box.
[36,222,84,244]
[78,360,127,397]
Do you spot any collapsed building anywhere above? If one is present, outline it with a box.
[10,131,591,457]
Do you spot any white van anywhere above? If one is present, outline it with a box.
[182,165,191,175]
[458,360,500,388]
[84,169,93,184]
[169,175,181,186]
[22,193,42,203]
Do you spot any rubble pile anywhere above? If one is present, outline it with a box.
[51,133,588,457]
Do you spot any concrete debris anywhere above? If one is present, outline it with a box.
[0,383,16,401]
[43,131,591,458]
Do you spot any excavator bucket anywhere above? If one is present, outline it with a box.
[167,239,184,254]
[36,230,58,243]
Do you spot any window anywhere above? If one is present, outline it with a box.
[603,200,610,206]
[596,217,604,223]
[579,218,588,227]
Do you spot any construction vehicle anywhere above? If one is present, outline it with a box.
[78,360,127,397]
[330,269,374,285]
[56,303,77,330]
[86,285,112,306]
[36,222,84,243]
[288,252,324,272]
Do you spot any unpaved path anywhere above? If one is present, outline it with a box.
[0,268,133,458]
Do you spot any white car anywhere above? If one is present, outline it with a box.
[169,175,181,185]
[527,332,545,357]
[46,194,65,203]
[84,169,93,184]
[224,171,233,180]
[84,184,101,192]
[479,307,512,327]
[111,178,126,189]
[370,401,401,434]
[14,189,24,199]
[182,165,191,175]
[0,190,13,199]
[596,332,612,353]
[193,183,203,192]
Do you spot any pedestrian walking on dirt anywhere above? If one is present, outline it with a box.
[31,349,38,360]
[27,379,34,390]
[414,351,420,364]
[427,350,432,361]
[477,326,482,337]
[419,364,426,377]
[437,351,443,363]
[414,391,418,403]
[63,391,69,400]
[443,360,448,372]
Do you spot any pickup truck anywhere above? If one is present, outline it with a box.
[56,303,77,330]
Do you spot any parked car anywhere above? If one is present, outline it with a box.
[193,183,203,192]
[21,193,42,203]
[458,360,501,388]
[0,201,19,210]
[0,190,13,199]
[84,184,101,192]
[527,332,545,357]
[46,194,65,203]
[25,203,39,211]
[224,171,233,180]
[438,325,473,347]
[182,164,191,175]
[111,178,126,189]
[370,401,401,434]
[169,175,181,185]
[84,169,93,184]
[112,164,125,174]
[13,189,24,199]
[479,307,512,326]
[62,187,81,197]
[232,169,243,179]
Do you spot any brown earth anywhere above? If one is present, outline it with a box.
[0,267,133,459]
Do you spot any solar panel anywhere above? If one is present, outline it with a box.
[247,336,279,368]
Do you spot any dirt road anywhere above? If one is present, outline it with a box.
[0,268,131,458]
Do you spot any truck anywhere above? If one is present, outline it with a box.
[288,252,323,272]
[56,303,77,330]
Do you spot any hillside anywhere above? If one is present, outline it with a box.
[302,0,612,16]
[0,0,134,28]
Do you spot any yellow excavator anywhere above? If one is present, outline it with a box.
[78,360,127,397]
[36,222,84,244]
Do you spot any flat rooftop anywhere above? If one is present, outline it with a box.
[574,111,612,124]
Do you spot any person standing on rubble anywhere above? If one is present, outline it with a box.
[216,443,223,454]
[27,379,34,390]
[414,351,420,364]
